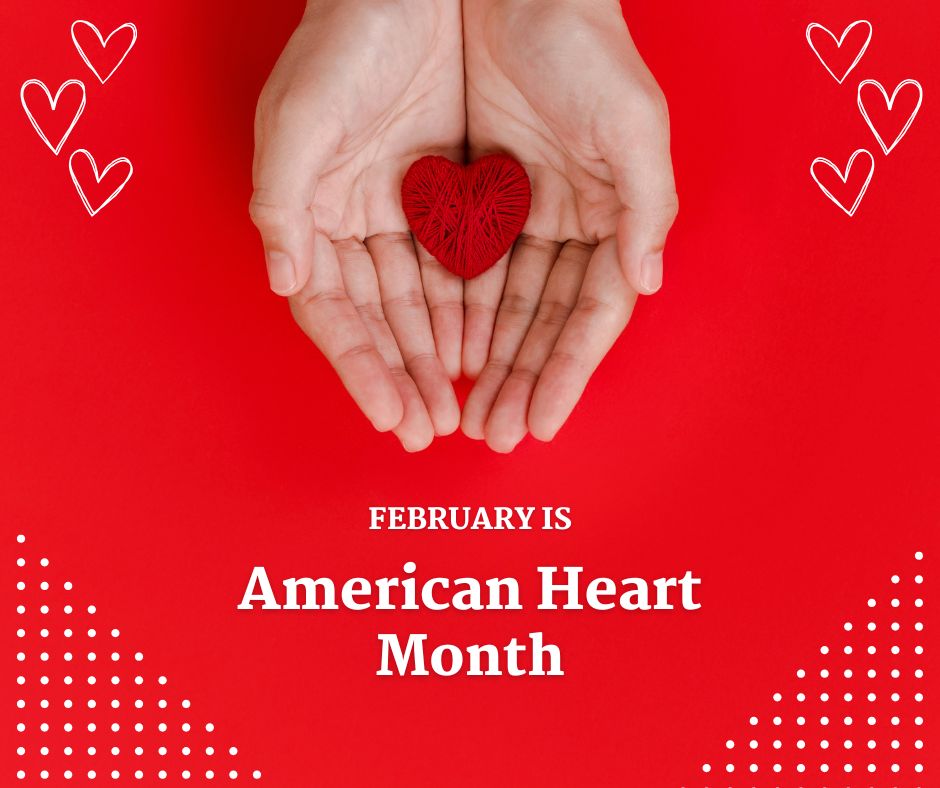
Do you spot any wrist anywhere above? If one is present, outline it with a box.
[473,0,624,33]
[304,0,457,29]
[477,0,620,10]
[306,0,451,11]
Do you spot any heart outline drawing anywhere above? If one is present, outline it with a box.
[810,148,875,217]
[68,149,134,216]
[805,20,872,84]
[857,79,923,155]
[19,79,87,156]
[71,20,138,84]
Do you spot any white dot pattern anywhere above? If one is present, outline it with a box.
[697,552,927,779]
[11,534,263,781]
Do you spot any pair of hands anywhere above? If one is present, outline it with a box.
[249,0,677,452]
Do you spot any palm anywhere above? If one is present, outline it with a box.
[268,2,465,239]
[308,13,465,241]
[464,8,625,246]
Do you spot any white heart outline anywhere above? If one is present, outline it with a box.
[857,79,924,155]
[71,20,138,84]
[19,79,87,156]
[805,20,872,84]
[810,148,874,217]
[68,149,134,217]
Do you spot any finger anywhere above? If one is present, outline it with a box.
[461,235,560,440]
[416,241,464,381]
[287,233,404,434]
[390,373,437,451]
[482,240,592,452]
[462,250,510,379]
[333,237,435,452]
[248,190,317,297]
[527,238,637,441]
[249,94,341,297]
[366,233,460,436]
[600,91,678,295]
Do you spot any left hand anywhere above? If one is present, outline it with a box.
[460,0,678,452]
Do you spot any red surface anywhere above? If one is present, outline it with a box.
[1,1,937,785]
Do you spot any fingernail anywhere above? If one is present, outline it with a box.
[266,251,296,295]
[640,252,663,294]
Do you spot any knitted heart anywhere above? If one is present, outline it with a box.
[401,154,531,279]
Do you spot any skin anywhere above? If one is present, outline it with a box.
[250,0,677,452]
[460,0,678,452]
[249,0,465,451]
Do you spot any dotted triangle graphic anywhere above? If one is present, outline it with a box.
[693,551,927,782]
[13,533,263,782]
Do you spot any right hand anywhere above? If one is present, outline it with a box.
[249,0,464,451]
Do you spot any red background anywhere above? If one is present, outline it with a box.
[2,1,937,785]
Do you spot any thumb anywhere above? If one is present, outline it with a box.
[603,92,678,295]
[248,185,317,297]
[249,86,340,296]
[615,191,678,296]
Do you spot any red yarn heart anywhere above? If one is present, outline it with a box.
[401,154,531,279]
